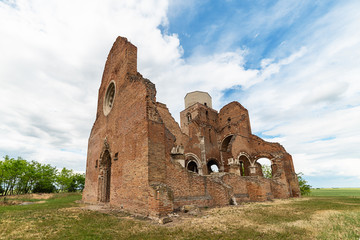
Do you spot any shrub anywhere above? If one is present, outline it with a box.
[32,180,56,193]
[297,172,311,196]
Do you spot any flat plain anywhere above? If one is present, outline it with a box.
[310,188,360,196]
[1,189,359,240]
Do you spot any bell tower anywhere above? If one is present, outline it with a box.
[180,91,212,135]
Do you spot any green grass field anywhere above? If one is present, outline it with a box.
[310,188,360,196]
[0,190,359,240]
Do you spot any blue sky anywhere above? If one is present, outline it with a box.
[0,0,359,188]
[166,1,336,68]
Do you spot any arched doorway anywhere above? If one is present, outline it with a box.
[257,158,273,178]
[98,150,111,203]
[207,159,220,174]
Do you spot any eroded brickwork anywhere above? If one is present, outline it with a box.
[83,37,301,218]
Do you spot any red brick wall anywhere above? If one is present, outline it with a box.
[84,36,301,218]
[83,37,152,215]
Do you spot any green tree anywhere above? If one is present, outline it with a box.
[1,156,28,195]
[16,160,37,194]
[297,172,311,196]
[0,160,4,195]
[73,173,85,192]
[32,163,57,193]
[56,168,74,192]
[56,169,85,192]
[1,155,83,194]
[261,164,272,179]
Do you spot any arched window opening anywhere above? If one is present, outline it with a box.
[187,161,198,173]
[221,135,233,152]
[207,159,219,174]
[206,110,209,119]
[187,112,192,123]
[257,158,273,178]
[227,117,231,123]
[239,161,245,176]
[204,102,207,106]
[239,155,251,176]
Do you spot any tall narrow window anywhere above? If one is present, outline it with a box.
[187,113,192,123]
[240,161,245,176]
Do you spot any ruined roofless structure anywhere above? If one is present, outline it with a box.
[82,37,301,218]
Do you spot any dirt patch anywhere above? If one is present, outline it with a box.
[0,200,19,206]
[1,194,52,206]
[19,201,46,205]
[23,194,53,200]
[2,193,54,200]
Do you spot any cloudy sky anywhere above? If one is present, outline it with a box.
[1,0,359,188]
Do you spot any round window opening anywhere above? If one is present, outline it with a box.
[103,81,115,116]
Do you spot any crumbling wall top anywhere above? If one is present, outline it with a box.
[104,36,137,77]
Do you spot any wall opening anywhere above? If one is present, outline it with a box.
[103,81,116,116]
[209,129,212,143]
[239,155,251,176]
[207,159,219,174]
[187,112,192,123]
[221,135,233,152]
[257,158,273,178]
[187,161,199,173]
[98,150,112,203]
[239,161,245,176]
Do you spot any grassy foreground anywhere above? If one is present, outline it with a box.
[1,191,360,240]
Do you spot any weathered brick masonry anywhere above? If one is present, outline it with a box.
[83,37,301,217]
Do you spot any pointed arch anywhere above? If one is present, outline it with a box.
[220,134,235,152]
[185,153,202,174]
[98,139,112,203]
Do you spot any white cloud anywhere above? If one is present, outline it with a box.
[0,0,177,171]
[0,0,359,188]
[240,2,360,183]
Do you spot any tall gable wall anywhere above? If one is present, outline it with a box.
[84,37,156,215]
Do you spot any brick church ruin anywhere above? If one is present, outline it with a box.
[82,37,301,217]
